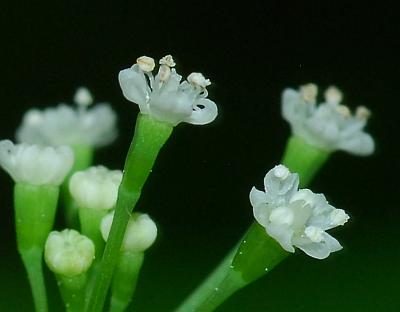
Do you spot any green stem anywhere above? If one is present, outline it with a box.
[175,224,288,312]
[21,247,48,312]
[86,114,173,312]
[109,251,144,312]
[57,273,88,312]
[14,183,59,312]
[78,207,109,259]
[174,247,237,312]
[282,136,330,187]
[61,144,94,228]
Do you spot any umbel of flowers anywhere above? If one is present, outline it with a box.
[280,84,374,186]
[250,165,349,259]
[282,84,374,155]
[0,53,376,312]
[119,55,218,126]
[17,87,117,149]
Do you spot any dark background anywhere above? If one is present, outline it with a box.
[1,1,399,311]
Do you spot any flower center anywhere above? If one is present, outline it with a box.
[269,206,294,225]
[304,226,324,242]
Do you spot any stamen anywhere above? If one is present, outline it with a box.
[299,83,318,103]
[25,110,43,125]
[74,87,93,107]
[324,86,343,104]
[187,72,211,88]
[273,165,290,180]
[136,56,155,72]
[355,106,371,119]
[159,55,176,67]
[304,226,324,243]
[336,104,351,118]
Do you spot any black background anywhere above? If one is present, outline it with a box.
[1,1,399,311]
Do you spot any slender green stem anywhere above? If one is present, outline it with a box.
[78,207,109,259]
[14,183,59,312]
[109,251,144,312]
[282,136,330,187]
[21,247,48,312]
[174,247,237,312]
[177,269,245,312]
[57,273,88,312]
[86,114,173,312]
[175,224,288,312]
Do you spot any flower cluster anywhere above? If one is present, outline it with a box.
[282,84,374,155]
[119,55,218,126]
[0,140,74,186]
[17,87,117,148]
[250,165,349,259]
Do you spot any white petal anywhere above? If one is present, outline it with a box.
[296,232,342,259]
[184,99,218,125]
[337,132,375,156]
[264,166,299,205]
[266,223,295,252]
[281,89,301,122]
[118,66,149,110]
[249,187,266,207]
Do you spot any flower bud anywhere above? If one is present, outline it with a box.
[45,229,95,277]
[0,140,74,186]
[101,212,157,252]
[69,166,122,210]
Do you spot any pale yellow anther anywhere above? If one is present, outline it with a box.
[187,72,211,88]
[25,111,43,125]
[158,65,171,82]
[136,56,155,72]
[274,165,290,180]
[300,83,318,103]
[324,86,343,104]
[74,87,93,107]
[159,55,176,67]
[355,106,371,119]
[336,104,351,118]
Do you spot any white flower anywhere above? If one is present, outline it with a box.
[45,229,95,277]
[69,166,122,210]
[282,84,374,156]
[0,140,74,186]
[101,211,157,252]
[250,165,349,259]
[17,87,117,148]
[118,55,218,126]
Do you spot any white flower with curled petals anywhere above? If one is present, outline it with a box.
[0,140,74,186]
[250,165,349,259]
[119,55,218,126]
[69,165,122,210]
[45,229,95,277]
[282,84,374,156]
[101,211,157,252]
[17,87,117,148]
